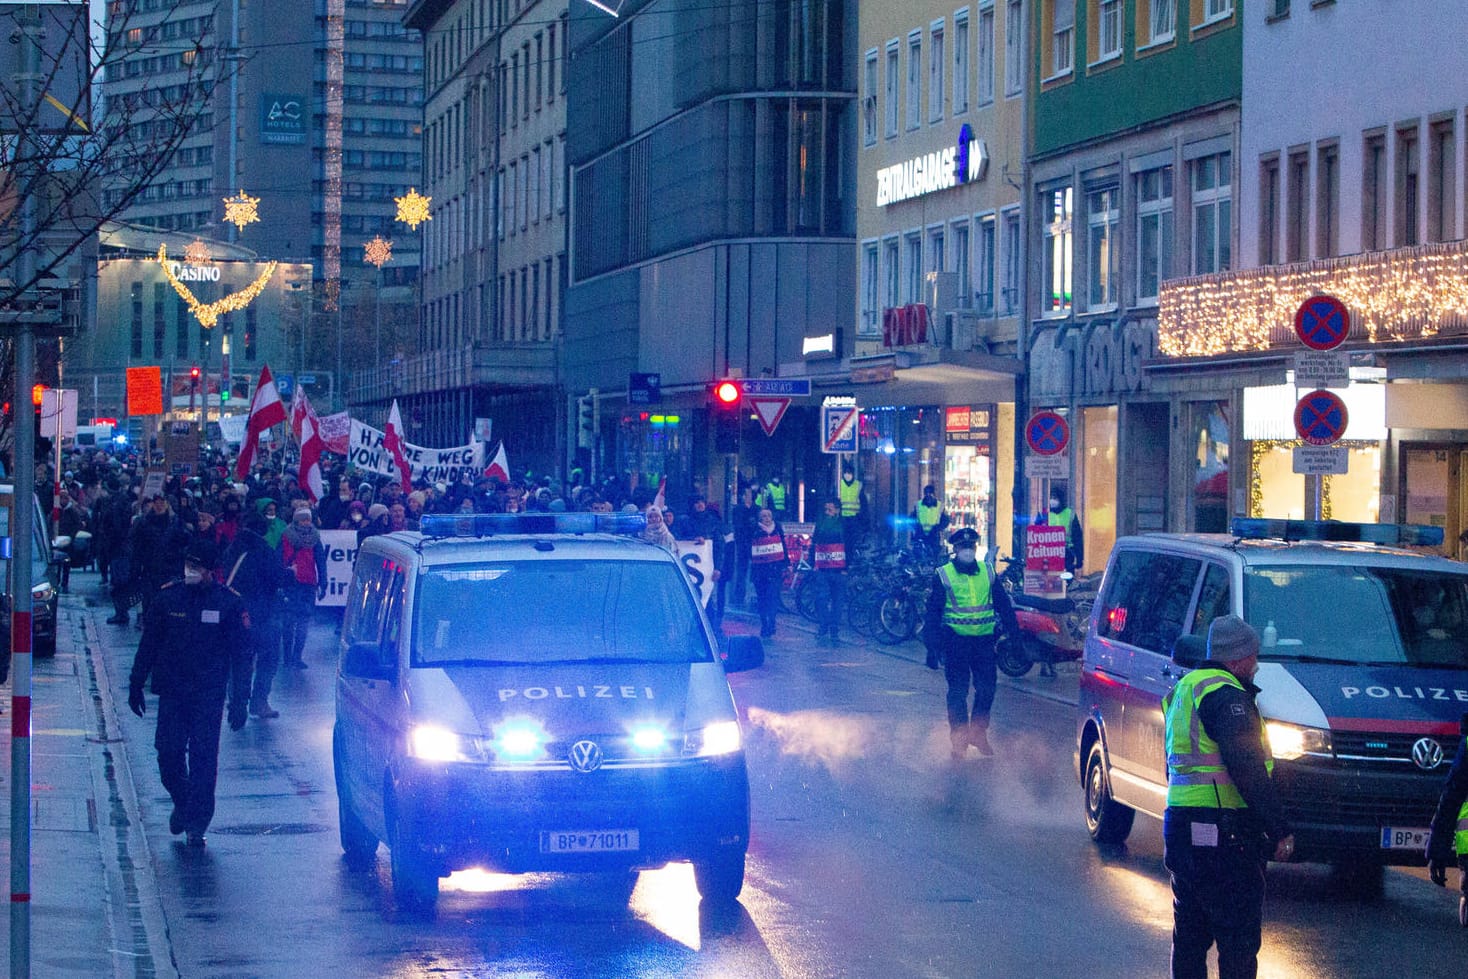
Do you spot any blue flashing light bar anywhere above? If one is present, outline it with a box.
[1230,518,1445,548]
[419,512,648,539]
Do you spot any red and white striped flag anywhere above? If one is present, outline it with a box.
[291,387,326,502]
[484,441,510,483]
[383,399,413,493]
[234,365,287,480]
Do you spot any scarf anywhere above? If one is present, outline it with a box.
[282,518,320,552]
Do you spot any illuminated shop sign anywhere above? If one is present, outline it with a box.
[876,124,989,207]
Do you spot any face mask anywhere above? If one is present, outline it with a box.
[956,547,977,563]
[1049,499,1061,512]
[184,567,205,586]
[843,474,853,483]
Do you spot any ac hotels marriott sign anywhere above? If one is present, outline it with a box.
[876,124,989,207]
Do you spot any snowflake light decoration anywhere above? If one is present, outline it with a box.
[364,236,393,268]
[394,187,432,230]
[222,189,261,232]
[183,238,211,265]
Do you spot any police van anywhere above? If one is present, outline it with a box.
[332,512,763,913]
[1077,519,1468,886]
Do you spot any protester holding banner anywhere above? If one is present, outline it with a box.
[811,499,848,645]
[279,507,326,671]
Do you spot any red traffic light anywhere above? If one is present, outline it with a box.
[31,384,46,406]
[190,366,201,379]
[713,380,741,406]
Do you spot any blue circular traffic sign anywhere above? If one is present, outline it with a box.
[1026,411,1070,456]
[1294,294,1350,351]
[1294,389,1349,446]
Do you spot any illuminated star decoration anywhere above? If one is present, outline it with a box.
[157,244,277,329]
[364,235,393,269]
[394,187,432,230]
[222,188,261,232]
[183,238,211,266]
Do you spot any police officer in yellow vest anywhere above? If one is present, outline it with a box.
[911,484,949,554]
[1163,615,1294,979]
[760,475,789,523]
[922,527,1018,760]
[1425,712,1468,927]
[1044,485,1083,573]
[838,466,864,555]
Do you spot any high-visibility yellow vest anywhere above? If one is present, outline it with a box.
[938,562,996,637]
[762,482,787,512]
[1162,667,1273,810]
[916,501,942,532]
[838,479,862,516]
[1455,737,1468,856]
[1049,507,1078,548]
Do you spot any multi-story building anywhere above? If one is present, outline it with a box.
[564,0,856,513]
[1027,0,1241,571]
[850,0,1028,558]
[391,0,567,472]
[1156,2,1468,551]
[101,0,423,406]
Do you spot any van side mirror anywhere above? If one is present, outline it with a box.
[722,635,765,673]
[344,641,394,681]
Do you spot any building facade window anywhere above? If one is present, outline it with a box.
[1397,124,1420,247]
[977,2,996,104]
[907,32,922,131]
[863,49,878,145]
[1259,154,1280,265]
[1142,0,1176,46]
[905,232,923,303]
[1049,0,1075,78]
[1097,0,1122,62]
[1042,186,1073,315]
[976,214,996,313]
[1004,0,1023,96]
[1191,151,1231,274]
[929,20,945,122]
[1363,132,1387,251]
[953,9,969,115]
[1204,0,1232,20]
[928,226,946,274]
[953,219,972,308]
[1429,119,1456,243]
[885,41,900,137]
[1087,186,1119,309]
[861,240,879,334]
[1316,142,1339,257]
[883,236,900,310]
[1002,209,1021,313]
[1136,165,1173,303]
[1286,149,1308,262]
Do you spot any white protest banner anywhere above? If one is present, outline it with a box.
[347,419,485,485]
[678,540,716,609]
[318,411,351,454]
[317,529,358,607]
[216,414,247,445]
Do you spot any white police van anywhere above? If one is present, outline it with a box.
[1078,519,1468,887]
[332,512,763,913]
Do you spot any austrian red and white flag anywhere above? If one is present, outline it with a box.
[484,441,510,483]
[234,365,287,480]
[291,387,326,503]
[382,399,413,493]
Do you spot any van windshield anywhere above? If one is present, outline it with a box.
[412,559,711,666]
[1244,565,1468,667]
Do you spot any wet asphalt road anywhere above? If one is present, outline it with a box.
[87,589,1462,979]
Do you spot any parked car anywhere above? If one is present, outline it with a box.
[1078,518,1467,888]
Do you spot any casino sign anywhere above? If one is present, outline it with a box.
[876,124,989,208]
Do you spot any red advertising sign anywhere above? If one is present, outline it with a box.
[1025,525,1068,597]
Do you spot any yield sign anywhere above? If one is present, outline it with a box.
[748,397,791,436]
[1293,389,1349,445]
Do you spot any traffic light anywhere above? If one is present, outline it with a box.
[710,378,742,453]
[576,395,595,449]
[31,384,45,407]
[189,365,200,411]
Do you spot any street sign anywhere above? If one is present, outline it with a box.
[1293,389,1349,445]
[1025,411,1070,456]
[748,397,791,436]
[1291,350,1350,388]
[1292,445,1349,475]
[474,417,493,441]
[1294,294,1350,351]
[628,372,662,405]
[744,377,812,397]
[1025,454,1069,479]
[821,399,859,453]
[299,372,317,386]
[39,388,77,438]
[276,373,295,397]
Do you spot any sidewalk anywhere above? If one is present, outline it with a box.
[0,572,172,977]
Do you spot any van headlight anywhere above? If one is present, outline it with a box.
[683,720,742,758]
[408,724,474,763]
[1265,722,1331,761]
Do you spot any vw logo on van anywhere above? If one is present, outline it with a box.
[1412,737,1445,771]
[568,740,604,773]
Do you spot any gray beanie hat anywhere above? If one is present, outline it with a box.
[1207,614,1260,663]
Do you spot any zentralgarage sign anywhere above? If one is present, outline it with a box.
[876,123,989,207]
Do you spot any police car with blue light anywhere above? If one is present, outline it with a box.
[1078,518,1468,887]
[332,512,763,913]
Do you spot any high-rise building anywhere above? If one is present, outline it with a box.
[101,0,423,397]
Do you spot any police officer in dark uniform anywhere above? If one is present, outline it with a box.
[1425,712,1468,927]
[128,539,253,847]
[922,527,1018,760]
[1163,615,1294,979]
